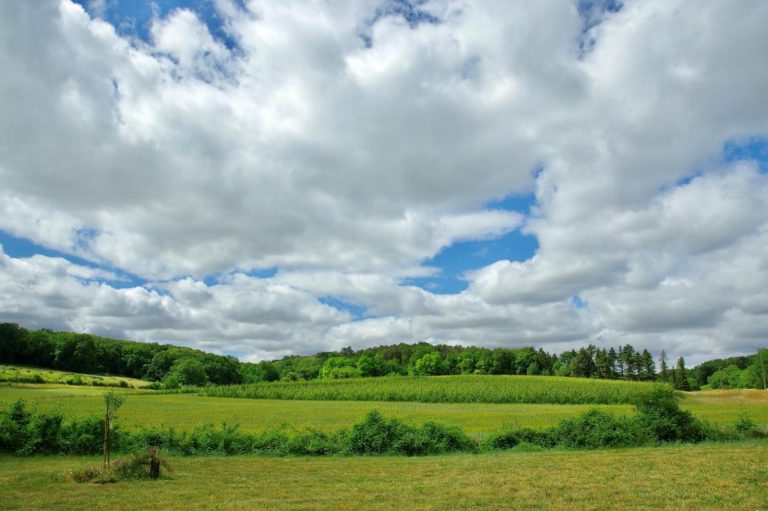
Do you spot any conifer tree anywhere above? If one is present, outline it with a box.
[674,357,690,391]
[659,350,669,382]
[641,349,655,380]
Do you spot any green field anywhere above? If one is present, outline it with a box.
[2,376,767,509]
[0,384,632,437]
[197,374,659,404]
[1,384,766,437]
[1,442,766,510]
[0,365,151,388]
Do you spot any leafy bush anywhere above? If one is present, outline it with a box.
[344,410,476,455]
[633,385,707,442]
[416,421,477,454]
[250,428,291,455]
[554,409,646,449]
[0,400,30,453]
[59,415,105,454]
[287,428,341,456]
[485,427,556,450]
[346,410,410,454]
[733,411,757,437]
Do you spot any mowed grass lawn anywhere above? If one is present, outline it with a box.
[2,384,767,436]
[0,442,766,510]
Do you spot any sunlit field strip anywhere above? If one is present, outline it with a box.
[2,385,766,436]
[0,365,151,388]
[0,385,631,436]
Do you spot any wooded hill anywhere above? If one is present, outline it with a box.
[0,323,764,390]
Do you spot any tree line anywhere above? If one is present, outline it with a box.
[0,323,764,389]
[0,323,241,386]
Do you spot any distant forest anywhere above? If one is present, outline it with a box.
[0,323,765,390]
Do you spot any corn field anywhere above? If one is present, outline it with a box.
[198,375,662,404]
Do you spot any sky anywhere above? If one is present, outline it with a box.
[1,0,767,365]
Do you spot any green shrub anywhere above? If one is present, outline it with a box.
[554,409,646,449]
[633,385,707,442]
[411,421,477,454]
[485,427,556,450]
[251,428,291,455]
[0,400,30,453]
[346,410,409,454]
[22,412,64,455]
[343,410,476,455]
[59,415,103,454]
[162,374,181,390]
[287,428,341,455]
[733,411,756,437]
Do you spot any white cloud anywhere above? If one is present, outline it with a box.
[0,0,767,364]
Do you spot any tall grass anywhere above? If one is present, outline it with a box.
[197,375,660,405]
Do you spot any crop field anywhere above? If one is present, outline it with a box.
[197,375,658,404]
[1,442,766,510]
[0,365,150,388]
[1,383,766,436]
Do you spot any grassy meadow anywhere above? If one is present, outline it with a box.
[0,384,632,437]
[2,374,767,510]
[1,382,766,437]
[0,442,766,510]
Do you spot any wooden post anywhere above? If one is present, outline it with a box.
[149,457,160,479]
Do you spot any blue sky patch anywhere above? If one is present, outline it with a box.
[723,136,768,172]
[370,0,440,29]
[407,193,538,294]
[0,230,143,288]
[361,0,440,47]
[570,294,588,310]
[318,296,367,320]
[406,230,539,294]
[487,192,537,215]
[72,0,244,50]
[577,0,623,58]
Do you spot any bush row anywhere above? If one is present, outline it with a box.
[0,388,763,457]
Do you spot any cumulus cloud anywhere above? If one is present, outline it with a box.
[0,0,767,363]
